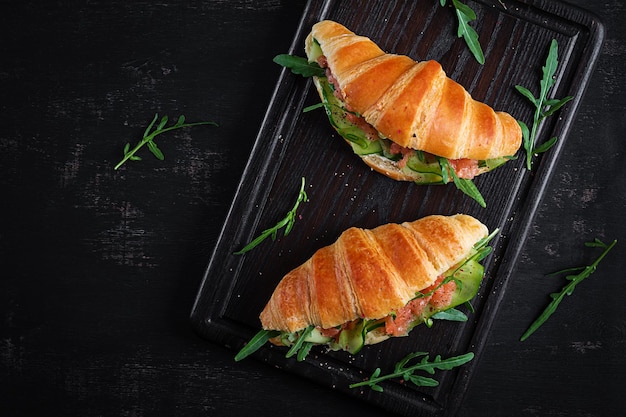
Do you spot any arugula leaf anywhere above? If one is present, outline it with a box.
[296,341,314,362]
[520,238,617,341]
[349,351,474,392]
[273,54,325,77]
[473,228,498,257]
[234,329,281,362]
[437,157,486,207]
[515,39,573,170]
[442,0,485,64]
[234,177,308,255]
[235,325,317,363]
[302,102,325,113]
[285,325,314,360]
[115,114,217,170]
[431,308,468,322]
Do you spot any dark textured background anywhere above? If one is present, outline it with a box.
[1,0,624,416]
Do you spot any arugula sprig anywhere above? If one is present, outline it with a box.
[234,177,308,255]
[234,329,280,362]
[273,54,324,77]
[114,113,217,170]
[520,238,618,341]
[515,39,573,170]
[428,307,468,325]
[349,351,474,392]
[441,0,485,65]
[234,325,315,362]
[438,157,486,207]
[284,325,315,361]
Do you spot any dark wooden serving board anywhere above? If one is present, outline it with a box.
[190,1,603,415]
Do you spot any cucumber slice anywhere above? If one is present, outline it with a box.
[480,156,510,171]
[405,152,442,174]
[448,255,484,305]
[335,320,367,354]
[403,152,445,184]
[316,77,382,155]
[308,38,323,62]
[303,327,332,344]
[347,136,383,155]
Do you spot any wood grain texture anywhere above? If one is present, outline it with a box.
[0,0,624,416]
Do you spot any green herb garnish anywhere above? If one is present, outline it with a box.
[114,113,217,170]
[285,325,314,360]
[520,238,617,341]
[428,308,468,325]
[235,325,315,362]
[302,101,361,117]
[437,157,486,207]
[234,177,308,255]
[273,54,325,77]
[349,351,474,392]
[234,329,281,362]
[441,0,485,65]
[515,39,573,170]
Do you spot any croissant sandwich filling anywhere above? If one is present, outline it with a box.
[267,242,489,355]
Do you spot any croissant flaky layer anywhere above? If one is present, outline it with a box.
[259,214,488,333]
[304,20,522,161]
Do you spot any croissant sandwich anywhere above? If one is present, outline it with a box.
[274,21,522,206]
[235,214,495,361]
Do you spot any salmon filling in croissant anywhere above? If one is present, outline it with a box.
[235,215,495,361]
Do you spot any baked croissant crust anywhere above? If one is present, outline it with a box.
[260,214,488,333]
[304,20,521,161]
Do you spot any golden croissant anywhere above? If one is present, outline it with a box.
[304,20,521,185]
[236,214,493,360]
